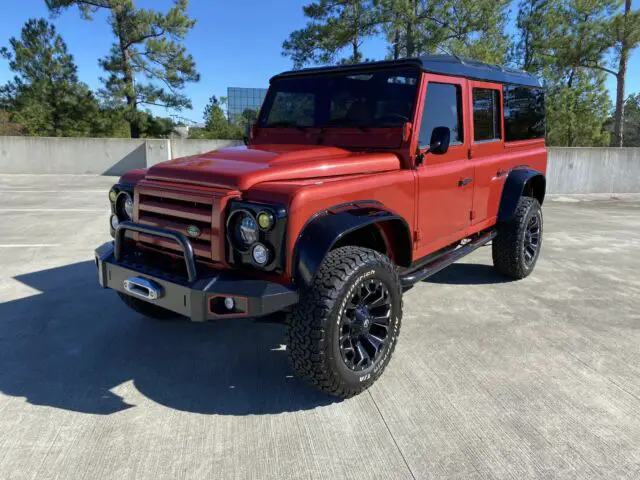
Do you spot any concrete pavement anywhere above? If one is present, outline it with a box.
[0,175,639,479]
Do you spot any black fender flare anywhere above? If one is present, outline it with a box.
[497,168,546,222]
[293,203,412,287]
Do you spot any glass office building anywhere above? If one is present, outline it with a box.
[227,87,268,121]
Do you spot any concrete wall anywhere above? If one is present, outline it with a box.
[547,147,640,194]
[0,137,244,174]
[0,136,171,176]
[0,136,639,194]
[169,139,243,163]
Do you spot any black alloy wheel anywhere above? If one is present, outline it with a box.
[523,212,542,267]
[492,196,543,279]
[285,246,402,398]
[338,279,392,371]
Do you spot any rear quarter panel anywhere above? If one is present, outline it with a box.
[474,138,547,222]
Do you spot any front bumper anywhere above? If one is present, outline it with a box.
[95,222,298,322]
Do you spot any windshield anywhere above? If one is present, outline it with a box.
[258,68,419,129]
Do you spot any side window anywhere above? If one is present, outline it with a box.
[419,83,463,148]
[472,89,501,142]
[503,86,545,141]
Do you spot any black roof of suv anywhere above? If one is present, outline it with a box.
[273,54,541,88]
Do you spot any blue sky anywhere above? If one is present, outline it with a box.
[0,0,638,124]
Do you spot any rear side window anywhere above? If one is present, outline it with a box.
[419,83,463,148]
[503,86,545,141]
[473,89,501,142]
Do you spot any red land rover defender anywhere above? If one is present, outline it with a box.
[96,55,546,398]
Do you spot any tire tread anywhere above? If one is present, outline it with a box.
[492,196,542,279]
[285,246,402,398]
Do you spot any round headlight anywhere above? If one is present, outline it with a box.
[124,196,133,218]
[110,215,119,230]
[232,213,258,249]
[252,243,269,265]
[116,192,133,220]
[257,211,274,230]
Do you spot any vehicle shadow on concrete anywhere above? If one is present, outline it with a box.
[426,262,515,285]
[0,261,339,416]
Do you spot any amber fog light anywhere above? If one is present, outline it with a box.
[109,189,117,203]
[257,211,274,230]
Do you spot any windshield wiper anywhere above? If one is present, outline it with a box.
[265,121,308,132]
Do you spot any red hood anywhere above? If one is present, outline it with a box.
[145,144,401,191]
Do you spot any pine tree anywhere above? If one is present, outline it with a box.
[376,0,509,63]
[531,0,639,147]
[0,18,103,137]
[609,1,640,146]
[282,0,380,68]
[514,0,553,72]
[545,68,611,146]
[514,0,617,146]
[188,96,243,140]
[46,0,200,138]
[622,93,640,146]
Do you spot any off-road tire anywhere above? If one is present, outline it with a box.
[117,292,181,320]
[285,246,402,398]
[492,196,543,279]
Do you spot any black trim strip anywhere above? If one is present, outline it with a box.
[399,230,497,287]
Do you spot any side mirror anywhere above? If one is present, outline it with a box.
[428,126,451,155]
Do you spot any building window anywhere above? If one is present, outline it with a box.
[419,83,463,148]
[473,89,501,142]
[227,87,268,121]
[503,86,545,141]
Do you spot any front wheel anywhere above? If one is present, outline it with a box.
[492,196,543,279]
[285,246,402,398]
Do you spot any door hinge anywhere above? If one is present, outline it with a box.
[413,229,422,242]
[470,210,476,221]
[467,148,473,160]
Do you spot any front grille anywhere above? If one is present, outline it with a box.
[134,180,230,262]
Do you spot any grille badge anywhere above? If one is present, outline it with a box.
[187,225,201,238]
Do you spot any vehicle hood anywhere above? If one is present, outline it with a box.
[145,144,401,191]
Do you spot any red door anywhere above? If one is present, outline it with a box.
[415,74,474,258]
[467,81,506,224]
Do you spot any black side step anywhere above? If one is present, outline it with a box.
[399,230,497,287]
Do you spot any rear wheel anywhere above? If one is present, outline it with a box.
[117,292,181,320]
[492,196,543,279]
[285,246,402,398]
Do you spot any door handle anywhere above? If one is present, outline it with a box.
[458,178,472,187]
